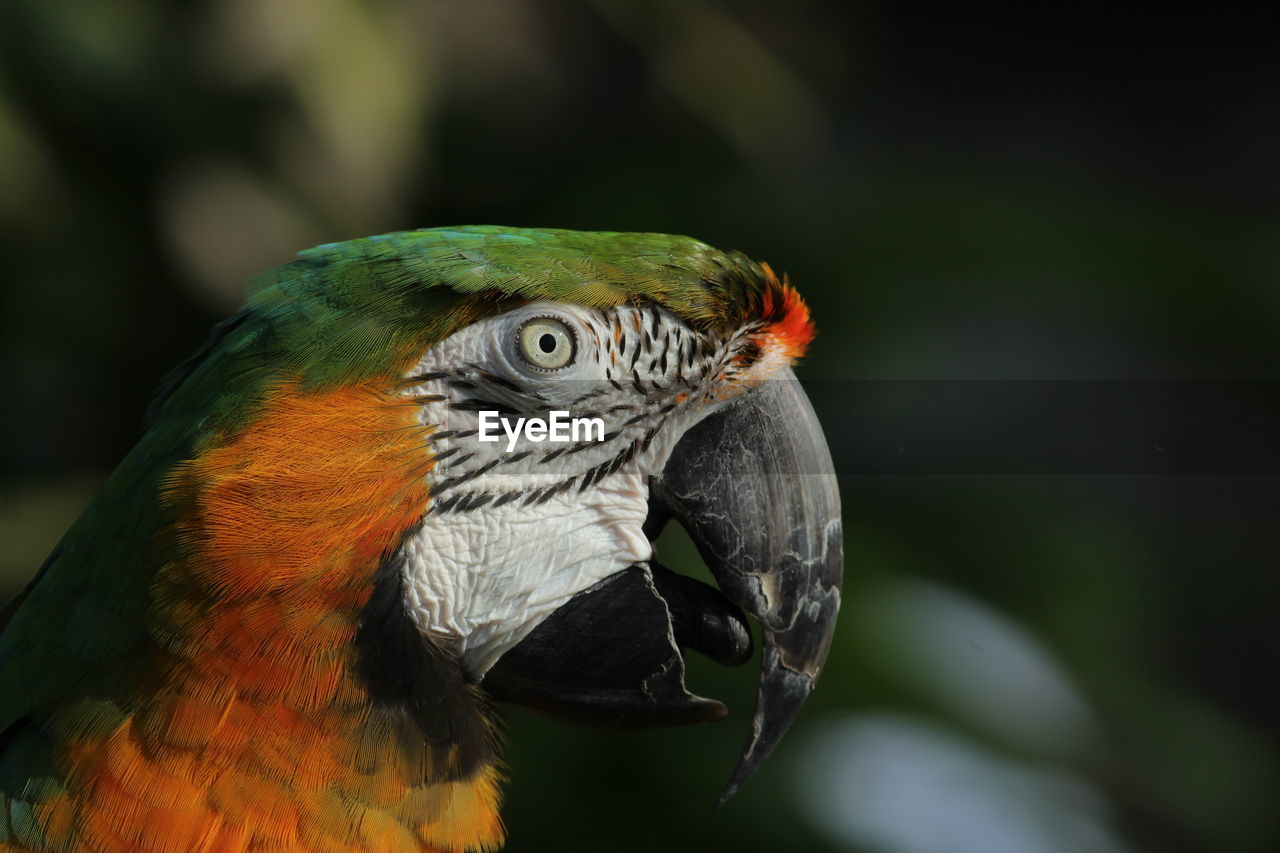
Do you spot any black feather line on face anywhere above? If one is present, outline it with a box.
[540,447,568,463]
[425,438,640,515]
[491,491,520,508]
[412,300,738,516]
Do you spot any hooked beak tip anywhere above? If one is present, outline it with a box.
[655,366,843,802]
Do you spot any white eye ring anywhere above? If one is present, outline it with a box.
[516,317,577,370]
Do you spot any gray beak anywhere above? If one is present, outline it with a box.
[652,365,843,803]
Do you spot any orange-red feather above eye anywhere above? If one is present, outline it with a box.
[757,262,816,360]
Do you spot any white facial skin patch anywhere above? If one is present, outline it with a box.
[402,469,658,677]
[396,300,782,677]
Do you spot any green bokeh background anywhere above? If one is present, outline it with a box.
[1,2,1276,852]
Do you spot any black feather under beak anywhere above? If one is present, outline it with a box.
[483,366,843,802]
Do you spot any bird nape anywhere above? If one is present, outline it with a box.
[0,226,842,852]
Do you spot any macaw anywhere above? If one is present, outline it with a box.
[0,226,842,852]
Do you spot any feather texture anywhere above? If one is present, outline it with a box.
[0,226,800,851]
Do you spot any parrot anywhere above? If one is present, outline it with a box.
[0,226,842,852]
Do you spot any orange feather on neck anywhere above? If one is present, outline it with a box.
[10,381,503,853]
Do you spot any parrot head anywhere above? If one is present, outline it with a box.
[0,226,841,852]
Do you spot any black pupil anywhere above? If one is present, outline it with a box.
[538,333,558,354]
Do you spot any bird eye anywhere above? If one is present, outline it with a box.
[517,317,576,370]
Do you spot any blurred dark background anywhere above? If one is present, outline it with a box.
[1,2,1277,851]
